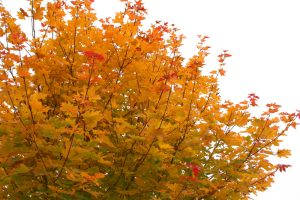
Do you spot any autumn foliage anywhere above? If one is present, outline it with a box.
[0,0,298,199]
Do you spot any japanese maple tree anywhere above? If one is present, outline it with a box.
[0,0,298,199]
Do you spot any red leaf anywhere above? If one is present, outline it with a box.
[83,51,105,61]
[192,165,200,177]
[296,110,300,119]
[218,58,224,63]
[248,93,259,107]
[186,163,201,177]
[170,72,178,79]
[188,176,197,182]
[278,164,291,172]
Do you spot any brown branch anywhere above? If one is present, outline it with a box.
[204,109,248,167]
[200,71,220,114]
[251,117,295,157]
[158,84,172,128]
[174,185,186,200]
[171,77,196,164]
[104,44,131,110]
[238,117,270,169]
[7,82,54,183]
[84,62,94,101]
[106,119,150,192]
[54,133,75,182]
[125,137,157,190]
[17,45,55,183]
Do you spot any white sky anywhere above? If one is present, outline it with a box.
[3,0,300,199]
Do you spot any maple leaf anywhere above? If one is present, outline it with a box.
[277,149,291,158]
[277,164,291,172]
[266,103,281,113]
[17,8,29,19]
[224,53,232,57]
[219,68,226,76]
[82,51,105,61]
[248,93,259,106]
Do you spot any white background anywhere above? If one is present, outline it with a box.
[3,0,300,199]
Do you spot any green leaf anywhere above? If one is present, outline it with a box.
[13,164,31,175]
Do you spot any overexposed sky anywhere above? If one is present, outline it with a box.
[3,0,300,199]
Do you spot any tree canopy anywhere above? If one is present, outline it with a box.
[0,0,298,199]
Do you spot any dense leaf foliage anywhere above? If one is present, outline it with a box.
[0,0,298,199]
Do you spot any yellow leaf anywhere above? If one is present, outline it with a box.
[277,149,291,158]
[82,110,101,129]
[93,130,106,135]
[111,98,118,107]
[158,141,173,150]
[30,93,48,112]
[166,183,180,192]
[98,157,112,166]
[99,135,115,148]
[173,110,185,122]
[87,86,98,101]
[17,8,28,20]
[60,102,78,116]
[130,135,146,142]
[223,134,243,146]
